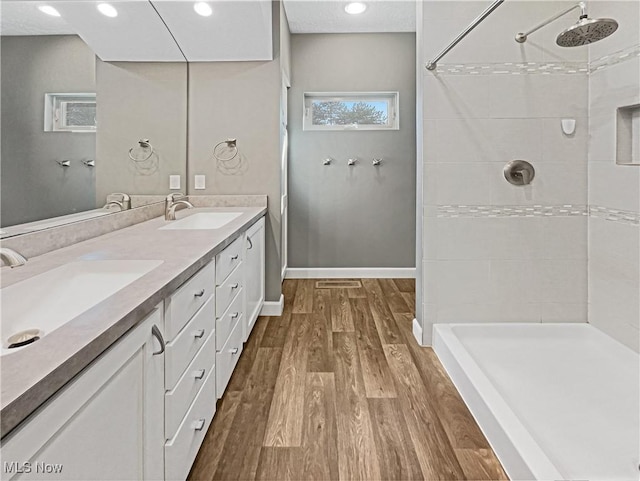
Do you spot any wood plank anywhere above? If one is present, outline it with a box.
[332,332,381,481]
[361,279,403,344]
[260,314,291,348]
[394,313,492,451]
[301,373,339,481]
[212,347,283,481]
[263,314,311,447]
[368,398,424,481]
[393,278,415,293]
[313,286,331,322]
[188,391,242,481]
[293,279,314,313]
[383,343,466,480]
[255,448,303,481]
[378,278,411,314]
[455,449,509,481]
[401,291,416,316]
[350,298,397,398]
[227,316,269,392]
[307,312,333,373]
[330,288,354,332]
[282,278,299,311]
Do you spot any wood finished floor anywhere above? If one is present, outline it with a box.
[189,279,508,481]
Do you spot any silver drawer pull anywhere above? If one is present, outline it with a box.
[230,347,239,355]
[192,369,205,380]
[151,324,165,356]
[194,289,205,297]
[247,237,253,250]
[193,329,205,339]
[231,283,239,290]
[231,254,239,260]
[191,419,206,431]
[231,312,239,319]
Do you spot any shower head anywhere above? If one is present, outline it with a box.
[556,16,618,47]
[515,2,618,47]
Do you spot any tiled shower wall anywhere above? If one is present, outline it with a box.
[421,1,591,343]
[587,1,640,352]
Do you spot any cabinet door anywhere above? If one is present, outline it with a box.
[1,309,165,481]
[244,217,265,341]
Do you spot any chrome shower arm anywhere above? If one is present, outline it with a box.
[425,0,505,71]
[515,2,586,43]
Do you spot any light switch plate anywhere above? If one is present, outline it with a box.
[169,175,181,190]
[194,175,206,190]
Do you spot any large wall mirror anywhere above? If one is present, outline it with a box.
[0,0,189,238]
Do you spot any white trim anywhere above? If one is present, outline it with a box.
[285,268,416,279]
[412,318,424,346]
[260,294,284,316]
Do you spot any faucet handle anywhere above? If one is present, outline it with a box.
[166,192,184,202]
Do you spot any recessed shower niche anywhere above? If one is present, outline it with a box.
[616,104,640,166]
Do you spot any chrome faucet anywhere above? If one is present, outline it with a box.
[0,247,28,268]
[165,193,194,220]
[111,193,131,210]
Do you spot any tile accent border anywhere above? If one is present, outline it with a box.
[437,205,588,218]
[430,44,640,76]
[434,62,588,76]
[590,44,640,73]
[436,204,639,225]
[589,206,640,225]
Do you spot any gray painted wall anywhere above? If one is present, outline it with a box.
[1,35,96,227]
[187,0,287,302]
[95,61,187,204]
[288,33,416,268]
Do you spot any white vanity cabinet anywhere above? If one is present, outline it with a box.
[214,236,244,398]
[0,308,165,481]
[243,217,265,341]
[163,261,216,481]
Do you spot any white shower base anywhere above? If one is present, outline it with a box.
[433,323,639,481]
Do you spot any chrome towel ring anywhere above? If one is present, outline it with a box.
[213,138,239,162]
[128,139,154,162]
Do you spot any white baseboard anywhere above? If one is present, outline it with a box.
[285,267,416,279]
[260,295,284,317]
[412,318,424,346]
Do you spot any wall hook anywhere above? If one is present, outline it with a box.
[323,157,332,165]
[372,158,382,166]
[348,158,357,166]
[56,160,70,167]
[82,159,95,167]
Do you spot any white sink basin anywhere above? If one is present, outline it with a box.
[160,212,242,230]
[1,260,162,355]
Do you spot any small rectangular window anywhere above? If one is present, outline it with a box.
[44,93,96,132]
[303,92,399,131]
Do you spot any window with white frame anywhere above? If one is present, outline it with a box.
[44,93,96,132]
[303,92,399,131]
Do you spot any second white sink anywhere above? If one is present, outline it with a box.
[1,260,162,355]
[160,212,242,230]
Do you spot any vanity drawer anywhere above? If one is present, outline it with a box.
[165,294,215,390]
[165,262,214,341]
[215,262,243,318]
[165,328,216,440]
[215,236,243,285]
[165,366,216,481]
[216,289,244,351]
[216,317,243,398]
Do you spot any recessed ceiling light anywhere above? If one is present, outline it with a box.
[193,2,213,17]
[38,5,61,17]
[97,3,118,18]
[345,2,367,14]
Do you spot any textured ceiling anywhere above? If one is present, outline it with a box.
[0,1,76,36]
[283,0,416,34]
